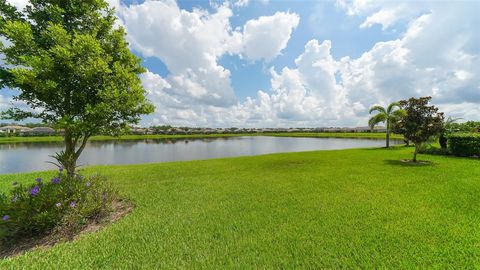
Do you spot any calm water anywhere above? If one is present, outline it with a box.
[0,136,396,174]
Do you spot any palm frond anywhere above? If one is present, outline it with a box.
[445,116,462,125]
[369,105,386,114]
[391,109,407,119]
[368,113,387,129]
[386,102,402,114]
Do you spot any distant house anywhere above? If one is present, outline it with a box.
[131,127,147,135]
[0,125,32,134]
[353,126,387,133]
[28,127,56,136]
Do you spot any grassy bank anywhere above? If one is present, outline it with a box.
[0,132,402,144]
[1,147,478,268]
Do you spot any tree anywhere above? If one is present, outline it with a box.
[396,97,444,162]
[439,117,461,149]
[368,102,406,148]
[0,0,154,174]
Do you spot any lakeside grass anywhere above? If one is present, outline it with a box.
[1,146,479,268]
[0,132,402,144]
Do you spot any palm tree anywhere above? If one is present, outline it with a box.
[439,117,462,149]
[369,102,406,148]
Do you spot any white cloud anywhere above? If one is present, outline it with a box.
[337,0,429,30]
[120,0,238,107]
[137,0,480,127]
[234,0,269,7]
[234,0,250,8]
[6,0,28,10]
[141,39,351,127]
[338,0,480,119]
[241,12,300,61]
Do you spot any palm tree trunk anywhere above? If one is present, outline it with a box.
[386,120,390,148]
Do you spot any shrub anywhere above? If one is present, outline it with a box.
[447,133,480,157]
[0,170,118,247]
[418,145,450,156]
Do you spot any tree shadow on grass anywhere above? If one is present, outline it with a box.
[364,146,405,151]
[383,159,435,167]
[364,146,410,151]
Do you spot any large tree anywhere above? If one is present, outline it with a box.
[396,97,444,162]
[368,102,405,148]
[0,0,154,174]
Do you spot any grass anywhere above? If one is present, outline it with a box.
[0,132,402,144]
[1,146,479,268]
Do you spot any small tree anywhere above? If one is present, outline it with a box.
[368,102,406,148]
[0,0,154,174]
[396,97,444,162]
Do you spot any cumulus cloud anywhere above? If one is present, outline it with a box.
[337,0,429,30]
[120,0,238,107]
[241,12,299,61]
[234,0,250,8]
[136,0,480,127]
[140,38,351,127]
[340,1,480,112]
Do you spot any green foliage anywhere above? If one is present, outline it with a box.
[0,0,154,173]
[447,133,480,157]
[0,171,117,247]
[439,117,462,149]
[368,102,406,147]
[396,97,444,161]
[447,121,480,133]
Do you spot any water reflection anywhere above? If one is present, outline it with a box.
[0,136,399,174]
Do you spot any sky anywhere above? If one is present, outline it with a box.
[1,0,480,128]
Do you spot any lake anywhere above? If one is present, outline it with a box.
[0,136,397,174]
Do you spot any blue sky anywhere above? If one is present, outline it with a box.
[2,0,479,127]
[134,0,403,101]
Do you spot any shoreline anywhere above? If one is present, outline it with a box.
[0,132,403,144]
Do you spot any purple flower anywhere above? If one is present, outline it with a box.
[55,202,61,208]
[35,178,42,183]
[12,181,18,186]
[69,202,76,208]
[86,182,91,187]
[51,177,61,184]
[30,185,40,196]
[11,196,18,203]
[2,215,9,221]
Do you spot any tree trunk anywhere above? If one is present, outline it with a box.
[439,134,447,149]
[413,144,419,162]
[63,130,77,175]
[386,120,390,148]
[61,130,90,175]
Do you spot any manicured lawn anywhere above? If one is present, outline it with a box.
[0,132,402,144]
[1,146,478,269]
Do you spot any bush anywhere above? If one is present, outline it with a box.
[447,133,480,157]
[0,170,118,247]
[418,145,450,156]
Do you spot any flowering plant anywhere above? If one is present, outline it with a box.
[0,169,117,247]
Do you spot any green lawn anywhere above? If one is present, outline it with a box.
[1,146,479,269]
[0,132,402,144]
